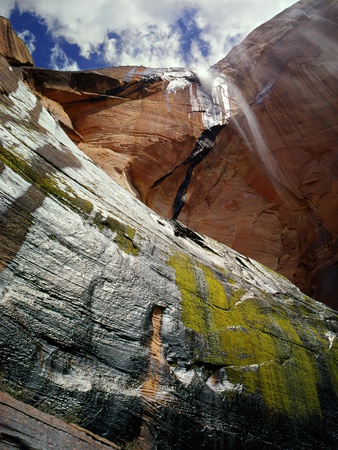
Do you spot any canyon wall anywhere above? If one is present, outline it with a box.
[0,2,338,449]
[0,45,337,450]
[20,0,338,308]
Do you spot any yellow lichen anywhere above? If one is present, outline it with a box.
[168,252,327,418]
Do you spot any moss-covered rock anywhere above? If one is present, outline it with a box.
[0,145,93,218]
[93,212,140,256]
[0,46,337,450]
[168,252,337,420]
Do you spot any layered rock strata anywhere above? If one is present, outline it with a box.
[19,0,338,309]
[214,0,338,309]
[0,51,337,449]
[0,392,120,449]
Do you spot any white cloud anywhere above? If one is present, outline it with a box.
[103,38,118,65]
[0,0,15,18]
[110,26,185,67]
[18,29,36,53]
[50,43,79,71]
[6,0,296,68]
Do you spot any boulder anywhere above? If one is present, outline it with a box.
[0,392,120,449]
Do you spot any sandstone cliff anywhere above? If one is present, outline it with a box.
[0,16,33,66]
[19,0,338,309]
[0,32,338,449]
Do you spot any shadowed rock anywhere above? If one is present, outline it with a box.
[0,392,120,449]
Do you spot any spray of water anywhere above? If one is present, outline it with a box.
[193,66,231,128]
[229,80,299,201]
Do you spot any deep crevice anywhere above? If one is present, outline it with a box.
[151,124,225,220]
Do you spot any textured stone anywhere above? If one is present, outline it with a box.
[0,392,120,449]
[20,0,338,309]
[0,52,338,449]
[0,16,33,66]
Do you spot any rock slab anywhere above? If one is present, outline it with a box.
[0,51,337,449]
[0,16,33,66]
[0,392,120,449]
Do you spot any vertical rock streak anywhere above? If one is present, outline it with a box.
[0,4,338,449]
[141,306,164,398]
[140,306,164,449]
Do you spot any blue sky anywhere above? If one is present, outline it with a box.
[1,0,296,71]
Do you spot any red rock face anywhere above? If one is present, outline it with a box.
[19,0,338,308]
[213,0,338,307]
[0,16,33,66]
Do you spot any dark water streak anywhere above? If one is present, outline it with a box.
[151,124,224,219]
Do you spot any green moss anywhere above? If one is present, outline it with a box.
[36,402,83,425]
[0,145,38,183]
[328,347,338,393]
[62,406,83,425]
[168,252,326,418]
[93,212,139,256]
[201,264,229,311]
[228,288,246,308]
[1,146,140,256]
[121,439,140,450]
[39,176,93,218]
[0,146,93,219]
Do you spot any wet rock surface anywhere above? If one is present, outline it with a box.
[0,48,337,449]
[214,0,338,309]
[1,2,338,449]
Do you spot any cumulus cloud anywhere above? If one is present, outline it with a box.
[18,29,36,53]
[1,0,296,68]
[0,0,14,18]
[109,26,185,67]
[50,44,79,71]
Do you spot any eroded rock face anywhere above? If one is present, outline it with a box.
[20,0,338,309]
[0,52,338,449]
[21,65,229,199]
[0,16,33,66]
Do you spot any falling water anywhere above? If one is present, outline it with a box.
[230,82,279,179]
[229,80,299,199]
[149,66,231,219]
